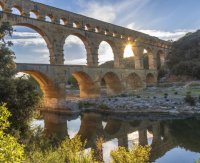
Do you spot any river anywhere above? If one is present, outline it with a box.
[32,111,200,163]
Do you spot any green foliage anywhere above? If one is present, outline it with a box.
[110,145,151,163]
[78,101,96,109]
[0,23,15,79]
[0,105,25,162]
[25,136,98,163]
[184,92,196,106]
[0,22,41,135]
[158,66,168,80]
[167,30,200,79]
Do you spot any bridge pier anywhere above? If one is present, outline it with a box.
[139,129,148,146]
[43,112,69,138]
[118,135,128,148]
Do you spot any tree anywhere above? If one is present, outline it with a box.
[0,22,41,136]
[166,30,200,79]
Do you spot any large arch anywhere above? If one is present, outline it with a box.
[157,50,165,70]
[72,71,100,98]
[101,72,123,95]
[17,70,62,107]
[123,44,135,69]
[98,40,115,66]
[11,23,52,64]
[64,33,90,65]
[146,73,156,86]
[126,73,143,90]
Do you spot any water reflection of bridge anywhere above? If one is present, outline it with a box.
[43,112,178,162]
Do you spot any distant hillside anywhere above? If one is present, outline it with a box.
[167,30,200,79]
[100,57,135,69]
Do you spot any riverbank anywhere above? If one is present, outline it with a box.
[41,81,200,117]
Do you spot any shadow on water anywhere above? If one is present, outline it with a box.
[36,111,200,162]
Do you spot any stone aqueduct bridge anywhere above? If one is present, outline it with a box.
[0,0,171,108]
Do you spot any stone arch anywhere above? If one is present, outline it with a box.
[11,6,23,15]
[63,33,91,65]
[95,26,100,33]
[45,15,53,22]
[17,70,62,107]
[77,113,103,143]
[123,44,135,69]
[98,40,115,65]
[12,23,53,63]
[72,71,100,98]
[104,29,109,35]
[73,21,81,28]
[124,44,134,58]
[30,10,40,19]
[101,72,123,95]
[146,73,156,86]
[84,24,91,31]
[157,50,165,70]
[0,1,4,10]
[60,18,67,25]
[126,73,143,90]
[143,47,155,70]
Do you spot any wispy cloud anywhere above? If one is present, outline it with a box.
[82,2,116,22]
[139,29,194,41]
[12,32,40,38]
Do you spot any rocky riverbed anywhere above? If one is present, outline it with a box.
[48,81,200,117]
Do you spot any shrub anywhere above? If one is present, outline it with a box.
[174,91,178,95]
[164,93,168,98]
[184,92,196,106]
[78,102,96,109]
[136,95,141,98]
[99,104,110,110]
[26,136,98,163]
[111,145,151,163]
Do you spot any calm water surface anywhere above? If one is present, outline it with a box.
[32,112,200,163]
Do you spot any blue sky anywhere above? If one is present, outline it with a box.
[4,0,200,64]
[32,0,200,31]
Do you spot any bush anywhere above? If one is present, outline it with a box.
[99,104,110,110]
[0,105,25,162]
[111,145,151,163]
[26,136,98,163]
[164,93,168,98]
[184,92,196,106]
[174,91,178,95]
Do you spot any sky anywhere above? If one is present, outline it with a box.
[3,0,200,64]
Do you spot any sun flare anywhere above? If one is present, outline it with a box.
[124,44,134,58]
